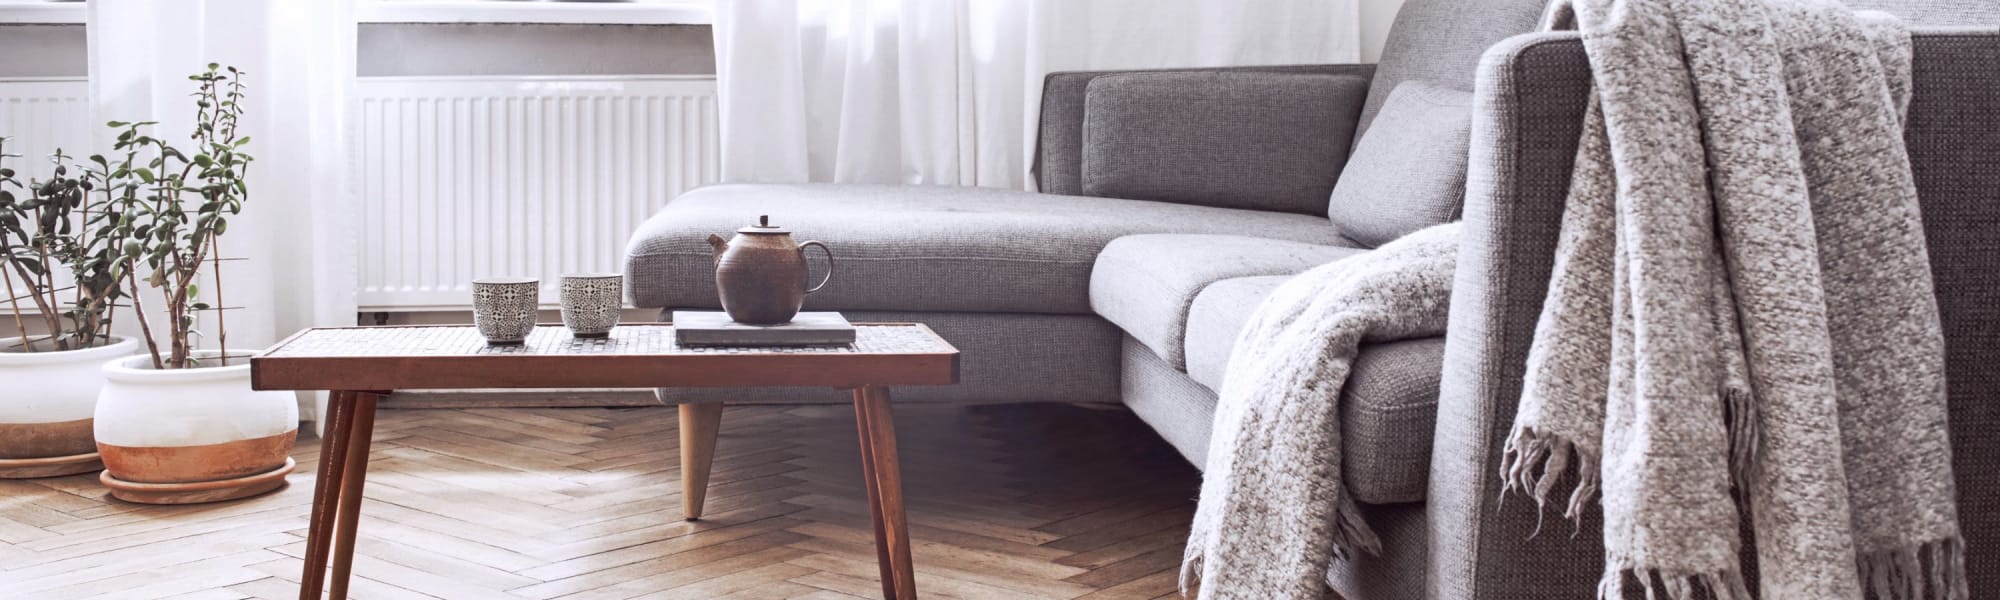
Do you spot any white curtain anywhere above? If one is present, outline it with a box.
[713,0,1361,189]
[88,0,357,424]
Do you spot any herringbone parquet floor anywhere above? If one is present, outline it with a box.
[0,403,1210,600]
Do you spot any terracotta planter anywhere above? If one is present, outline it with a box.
[0,336,139,478]
[95,351,299,504]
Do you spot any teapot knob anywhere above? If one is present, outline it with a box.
[759,214,769,227]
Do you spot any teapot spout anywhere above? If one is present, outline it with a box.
[706,233,728,259]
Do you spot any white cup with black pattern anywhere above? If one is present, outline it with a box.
[560,273,624,338]
[472,277,540,345]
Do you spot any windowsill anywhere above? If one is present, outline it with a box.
[358,1,711,26]
[0,3,86,25]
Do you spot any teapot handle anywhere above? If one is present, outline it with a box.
[800,241,834,294]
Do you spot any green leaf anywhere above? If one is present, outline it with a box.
[187,283,199,299]
[135,168,155,183]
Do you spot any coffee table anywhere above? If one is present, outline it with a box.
[252,323,959,600]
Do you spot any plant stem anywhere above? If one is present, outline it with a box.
[6,260,58,346]
[124,267,163,370]
[30,208,64,345]
[1,261,30,351]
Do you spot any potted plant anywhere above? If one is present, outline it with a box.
[0,144,140,478]
[92,64,299,504]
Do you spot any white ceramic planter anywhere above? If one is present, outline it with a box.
[95,351,299,504]
[0,336,139,478]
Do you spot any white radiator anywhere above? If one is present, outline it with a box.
[0,78,92,301]
[353,76,719,310]
[0,78,92,185]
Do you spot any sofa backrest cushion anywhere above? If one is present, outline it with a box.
[1080,71,1371,215]
[1356,0,1547,144]
[1328,80,1473,247]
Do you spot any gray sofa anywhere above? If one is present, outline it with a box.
[624,0,2000,597]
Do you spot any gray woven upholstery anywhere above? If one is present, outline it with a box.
[1355,0,1547,144]
[657,309,1123,406]
[1328,81,1474,247]
[1081,72,1369,214]
[1180,274,1445,504]
[1091,235,1361,368]
[1119,335,1439,505]
[1329,502,1429,600]
[624,183,1348,313]
[1903,28,2000,595]
[1429,32,1604,600]
[1182,275,1291,389]
[1431,28,2000,599]
[1036,64,1376,195]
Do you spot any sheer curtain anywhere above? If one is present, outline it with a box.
[714,0,1360,189]
[88,0,357,426]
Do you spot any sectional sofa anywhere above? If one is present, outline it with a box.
[623,0,2000,597]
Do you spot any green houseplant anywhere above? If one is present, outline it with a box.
[92,64,301,504]
[0,144,143,479]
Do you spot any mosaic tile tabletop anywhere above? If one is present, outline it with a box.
[264,324,955,358]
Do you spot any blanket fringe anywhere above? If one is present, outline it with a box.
[1178,495,1383,598]
[1858,535,1969,600]
[1180,545,1203,598]
[1331,494,1383,559]
[1597,565,1753,600]
[1500,427,1601,530]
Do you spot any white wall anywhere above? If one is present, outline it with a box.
[1360,0,1409,62]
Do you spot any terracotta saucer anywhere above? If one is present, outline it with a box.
[100,457,295,505]
[0,451,105,479]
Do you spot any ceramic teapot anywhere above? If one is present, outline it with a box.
[707,215,834,324]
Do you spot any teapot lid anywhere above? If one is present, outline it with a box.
[736,214,791,235]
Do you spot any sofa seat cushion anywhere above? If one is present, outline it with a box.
[624,183,1353,312]
[1184,275,1445,504]
[1090,235,1363,369]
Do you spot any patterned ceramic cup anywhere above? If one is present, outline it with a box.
[472,277,540,344]
[560,273,624,338]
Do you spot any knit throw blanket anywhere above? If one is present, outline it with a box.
[1502,1,1966,599]
[1181,222,1462,599]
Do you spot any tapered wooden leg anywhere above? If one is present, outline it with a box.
[853,386,917,599]
[679,403,725,520]
[326,391,380,600]
[300,391,354,600]
[852,390,894,592]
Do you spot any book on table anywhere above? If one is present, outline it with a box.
[671,311,857,347]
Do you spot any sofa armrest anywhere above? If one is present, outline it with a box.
[1033,64,1375,195]
[1428,31,1603,600]
[1430,27,2000,600]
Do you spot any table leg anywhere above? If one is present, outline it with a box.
[326,391,381,600]
[852,385,917,599]
[679,403,725,520]
[300,391,355,600]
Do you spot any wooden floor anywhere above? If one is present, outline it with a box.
[0,403,1208,600]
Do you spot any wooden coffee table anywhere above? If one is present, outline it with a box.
[252,323,959,600]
